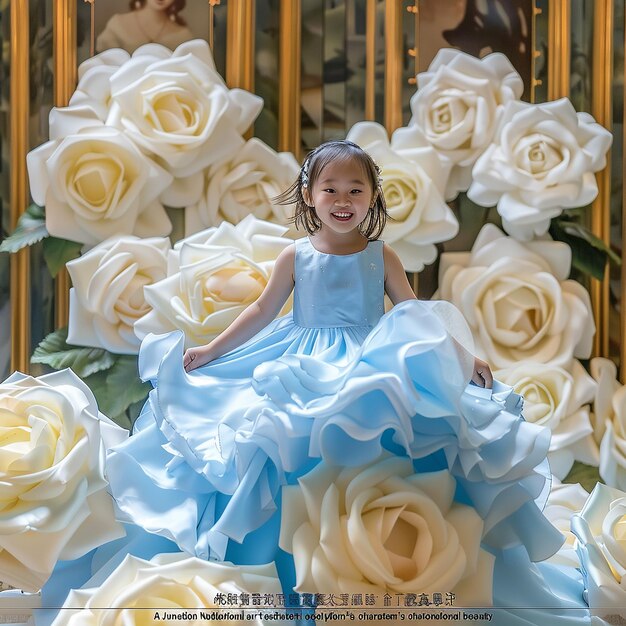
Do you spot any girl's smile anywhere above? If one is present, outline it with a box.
[303,159,374,236]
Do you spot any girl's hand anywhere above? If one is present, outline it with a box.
[472,356,493,389]
[183,346,212,372]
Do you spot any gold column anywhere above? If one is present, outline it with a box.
[591,0,613,358]
[278,0,301,155]
[53,0,77,329]
[547,0,570,100]
[226,0,255,92]
[529,2,542,103]
[365,0,376,120]
[10,0,31,374]
[384,0,403,134]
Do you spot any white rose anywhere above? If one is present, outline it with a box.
[67,236,170,354]
[495,360,599,479]
[27,107,173,246]
[571,482,626,618]
[590,357,623,444]
[134,216,293,348]
[0,370,126,591]
[185,138,299,236]
[544,479,589,568]
[468,99,612,240]
[69,48,130,121]
[346,122,458,271]
[437,224,594,368]
[409,49,523,200]
[587,358,626,491]
[107,40,263,208]
[279,455,493,606]
[51,553,290,626]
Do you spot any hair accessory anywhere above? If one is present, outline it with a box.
[301,159,310,187]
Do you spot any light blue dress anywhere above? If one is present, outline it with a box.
[103,237,591,624]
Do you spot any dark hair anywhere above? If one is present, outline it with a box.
[130,0,187,26]
[275,140,389,240]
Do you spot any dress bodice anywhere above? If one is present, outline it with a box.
[293,237,385,329]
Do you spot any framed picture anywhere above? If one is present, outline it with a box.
[93,0,211,55]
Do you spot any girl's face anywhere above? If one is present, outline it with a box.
[304,159,375,235]
[145,0,176,11]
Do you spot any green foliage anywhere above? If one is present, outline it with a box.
[550,216,621,281]
[42,237,83,277]
[563,461,602,494]
[32,329,150,429]
[0,204,48,253]
[32,328,116,378]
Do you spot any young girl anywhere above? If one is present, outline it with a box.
[108,140,557,585]
[182,139,493,388]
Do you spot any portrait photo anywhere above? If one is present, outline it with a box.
[94,0,211,55]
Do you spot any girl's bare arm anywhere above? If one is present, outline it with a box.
[382,244,493,388]
[183,245,296,371]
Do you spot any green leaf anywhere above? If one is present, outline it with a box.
[563,461,602,493]
[42,237,83,277]
[104,356,150,418]
[0,204,48,253]
[31,328,117,378]
[549,219,620,280]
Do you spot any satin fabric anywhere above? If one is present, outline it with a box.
[103,237,589,623]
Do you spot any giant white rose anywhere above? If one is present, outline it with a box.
[134,216,294,348]
[571,482,626,618]
[544,480,589,568]
[69,48,130,121]
[495,360,598,479]
[67,236,170,354]
[27,106,173,246]
[409,49,523,200]
[0,370,126,591]
[106,39,263,208]
[185,138,299,236]
[279,455,493,606]
[51,553,291,626]
[346,122,458,271]
[437,224,594,368]
[590,357,623,444]
[587,358,626,491]
[468,99,612,240]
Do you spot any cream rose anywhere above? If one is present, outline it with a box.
[571,483,626,618]
[495,360,598,479]
[409,49,523,200]
[437,224,594,368]
[0,370,126,592]
[185,138,299,236]
[279,455,493,606]
[27,107,173,246]
[544,480,589,568]
[107,39,263,208]
[468,99,612,240]
[134,216,293,348]
[346,122,458,271]
[67,236,170,354]
[51,553,290,626]
[590,357,623,444]
[587,358,626,491]
[69,48,130,121]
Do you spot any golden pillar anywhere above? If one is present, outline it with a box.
[590,0,613,358]
[278,0,301,156]
[10,0,31,373]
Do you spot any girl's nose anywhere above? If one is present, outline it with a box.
[336,196,351,206]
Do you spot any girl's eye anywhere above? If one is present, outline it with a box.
[351,189,362,194]
[323,189,335,193]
